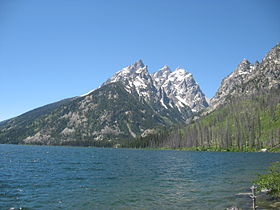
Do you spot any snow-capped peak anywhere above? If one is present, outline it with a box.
[174,67,189,74]
[133,59,145,68]
[152,66,208,112]
[161,65,172,72]
[151,65,171,86]
[234,58,252,73]
[101,60,157,103]
[171,67,192,80]
[104,60,149,84]
[85,61,208,115]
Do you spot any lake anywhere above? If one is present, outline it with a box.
[1,144,280,209]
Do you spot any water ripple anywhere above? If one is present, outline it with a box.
[1,144,280,209]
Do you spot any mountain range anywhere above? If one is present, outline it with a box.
[0,43,279,147]
[210,43,280,109]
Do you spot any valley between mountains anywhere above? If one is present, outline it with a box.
[1,43,279,150]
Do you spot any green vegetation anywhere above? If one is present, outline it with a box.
[124,88,280,151]
[255,161,280,198]
[0,83,279,152]
[0,83,171,145]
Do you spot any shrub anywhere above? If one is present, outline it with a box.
[255,161,280,197]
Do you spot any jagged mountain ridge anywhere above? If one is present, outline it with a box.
[99,59,209,124]
[152,65,208,112]
[210,43,280,109]
[124,43,280,150]
[102,60,166,113]
[0,43,279,146]
[0,60,207,145]
[102,59,208,113]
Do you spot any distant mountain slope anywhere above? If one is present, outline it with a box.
[210,43,280,109]
[152,65,208,112]
[0,83,171,145]
[0,98,76,144]
[124,43,280,150]
[126,88,280,150]
[1,43,278,147]
[101,60,207,119]
[101,60,189,122]
[1,59,208,145]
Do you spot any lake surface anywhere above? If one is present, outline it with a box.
[1,144,280,209]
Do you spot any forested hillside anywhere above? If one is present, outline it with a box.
[0,43,279,149]
[0,82,170,146]
[124,88,280,151]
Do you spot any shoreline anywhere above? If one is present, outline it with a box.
[1,143,280,153]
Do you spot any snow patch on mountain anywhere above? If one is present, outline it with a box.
[102,60,157,103]
[152,66,208,112]
[83,60,208,117]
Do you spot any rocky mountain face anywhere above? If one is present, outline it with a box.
[103,60,156,103]
[0,83,170,145]
[0,60,207,145]
[101,59,208,120]
[1,43,279,146]
[210,43,280,109]
[125,43,280,150]
[152,65,208,112]
[103,60,208,112]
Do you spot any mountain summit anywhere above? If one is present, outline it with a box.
[0,60,207,145]
[152,67,208,112]
[102,60,208,113]
[1,43,278,146]
[103,60,156,103]
[210,43,280,109]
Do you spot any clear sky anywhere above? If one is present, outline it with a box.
[0,0,279,121]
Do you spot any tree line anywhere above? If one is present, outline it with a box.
[123,88,280,151]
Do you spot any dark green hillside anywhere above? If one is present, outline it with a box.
[0,98,76,144]
[125,88,280,151]
[0,83,170,146]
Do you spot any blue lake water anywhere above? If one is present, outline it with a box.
[1,144,280,209]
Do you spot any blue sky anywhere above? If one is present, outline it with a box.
[0,0,279,121]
